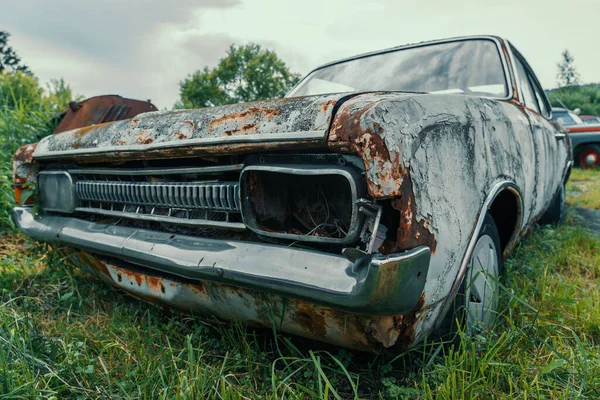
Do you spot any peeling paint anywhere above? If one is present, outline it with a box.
[328,91,569,342]
[65,249,424,352]
[34,94,344,160]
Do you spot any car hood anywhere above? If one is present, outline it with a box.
[33,93,351,160]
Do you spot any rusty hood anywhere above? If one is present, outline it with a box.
[33,94,350,160]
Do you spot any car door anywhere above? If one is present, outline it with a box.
[511,47,569,214]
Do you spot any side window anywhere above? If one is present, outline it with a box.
[527,70,550,117]
[514,57,540,113]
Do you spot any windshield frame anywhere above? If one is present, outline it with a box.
[286,36,514,100]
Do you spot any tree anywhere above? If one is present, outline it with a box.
[45,78,81,112]
[178,44,301,108]
[0,31,32,75]
[0,71,42,109]
[547,84,600,116]
[556,50,581,87]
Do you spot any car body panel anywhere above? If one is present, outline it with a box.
[12,36,570,351]
[33,94,346,161]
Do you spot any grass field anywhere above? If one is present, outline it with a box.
[567,168,600,210]
[1,171,599,398]
[1,100,600,398]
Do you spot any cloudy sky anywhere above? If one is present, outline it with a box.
[2,0,599,108]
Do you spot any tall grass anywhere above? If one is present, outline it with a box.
[0,100,55,231]
[1,76,600,398]
[567,168,600,210]
[1,210,599,398]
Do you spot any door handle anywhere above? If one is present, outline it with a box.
[555,133,566,141]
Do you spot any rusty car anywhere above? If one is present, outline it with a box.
[12,36,571,352]
[552,107,600,169]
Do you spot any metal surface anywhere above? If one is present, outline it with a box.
[62,250,425,352]
[34,94,346,160]
[67,164,243,176]
[53,95,158,134]
[12,143,37,187]
[72,207,246,231]
[13,207,430,316]
[75,180,241,211]
[326,89,567,341]
[38,171,77,213]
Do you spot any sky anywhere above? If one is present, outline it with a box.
[2,0,599,109]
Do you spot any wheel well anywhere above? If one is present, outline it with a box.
[574,143,600,157]
[488,189,521,253]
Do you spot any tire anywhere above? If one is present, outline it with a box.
[576,144,600,169]
[437,214,502,339]
[538,185,565,226]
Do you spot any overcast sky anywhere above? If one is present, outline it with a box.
[2,0,599,109]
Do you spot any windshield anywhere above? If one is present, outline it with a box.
[553,111,584,126]
[288,39,508,98]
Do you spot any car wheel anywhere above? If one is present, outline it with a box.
[438,214,501,338]
[577,144,600,169]
[538,185,565,226]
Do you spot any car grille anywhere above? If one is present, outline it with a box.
[75,181,240,212]
[67,165,245,230]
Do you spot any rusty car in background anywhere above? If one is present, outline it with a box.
[552,107,600,169]
[12,36,570,352]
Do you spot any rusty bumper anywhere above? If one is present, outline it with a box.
[14,207,431,350]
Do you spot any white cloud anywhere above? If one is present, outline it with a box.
[2,0,600,108]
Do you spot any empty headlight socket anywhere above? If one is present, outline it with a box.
[239,159,367,245]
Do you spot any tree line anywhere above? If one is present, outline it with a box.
[1,29,599,117]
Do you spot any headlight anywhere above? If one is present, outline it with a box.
[38,171,77,213]
[240,164,365,245]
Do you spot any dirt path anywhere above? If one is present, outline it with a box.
[571,206,600,236]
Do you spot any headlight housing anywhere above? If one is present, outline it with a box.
[240,164,365,245]
[38,171,77,213]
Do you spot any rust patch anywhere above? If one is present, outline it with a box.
[53,95,158,134]
[173,120,194,139]
[208,107,281,131]
[61,248,425,352]
[328,101,437,254]
[135,131,153,145]
[12,143,38,186]
[294,303,328,338]
[223,123,258,136]
[329,103,404,198]
[71,123,111,137]
[319,99,337,113]
[365,293,426,349]
[173,131,187,139]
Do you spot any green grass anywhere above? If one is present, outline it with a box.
[1,211,599,399]
[1,94,600,398]
[567,169,600,210]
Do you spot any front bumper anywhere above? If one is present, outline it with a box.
[13,207,430,315]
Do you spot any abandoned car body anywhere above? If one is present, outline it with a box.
[13,36,570,352]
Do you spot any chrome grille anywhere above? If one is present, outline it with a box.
[75,181,240,212]
[51,164,247,231]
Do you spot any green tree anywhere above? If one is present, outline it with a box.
[556,50,581,87]
[548,84,600,116]
[45,78,81,112]
[0,31,32,75]
[0,71,42,109]
[178,44,301,108]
